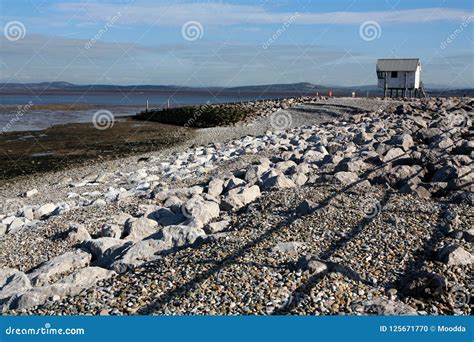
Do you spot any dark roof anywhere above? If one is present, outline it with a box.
[376,58,420,71]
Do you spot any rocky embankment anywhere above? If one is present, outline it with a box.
[0,96,472,315]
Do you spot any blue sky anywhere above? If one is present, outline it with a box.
[0,0,473,87]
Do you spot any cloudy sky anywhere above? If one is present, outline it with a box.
[0,0,473,87]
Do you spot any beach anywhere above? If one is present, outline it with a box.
[0,96,472,316]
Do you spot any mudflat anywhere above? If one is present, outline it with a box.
[0,117,193,181]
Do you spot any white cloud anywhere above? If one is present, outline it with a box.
[55,2,473,26]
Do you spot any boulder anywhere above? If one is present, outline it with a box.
[291,173,308,186]
[244,165,268,184]
[386,165,423,188]
[58,266,115,287]
[27,249,91,286]
[65,224,91,244]
[382,148,405,163]
[429,135,453,150]
[220,185,261,211]
[82,238,127,260]
[353,131,373,145]
[389,133,414,151]
[109,240,168,274]
[7,284,79,310]
[275,160,297,174]
[463,229,474,243]
[164,196,183,213]
[0,268,31,301]
[224,177,246,192]
[334,171,359,185]
[6,218,27,234]
[161,225,206,248]
[34,203,59,220]
[261,175,296,190]
[207,178,225,198]
[151,207,185,226]
[181,197,220,225]
[437,244,474,265]
[123,217,159,242]
[23,189,38,198]
[205,220,230,234]
[336,159,369,173]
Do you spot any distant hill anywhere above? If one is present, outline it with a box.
[0,81,471,97]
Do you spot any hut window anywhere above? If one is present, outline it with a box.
[391,71,398,78]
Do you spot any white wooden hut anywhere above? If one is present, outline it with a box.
[376,58,425,97]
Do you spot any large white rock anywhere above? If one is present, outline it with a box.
[161,225,206,248]
[207,178,225,198]
[205,220,230,234]
[151,207,185,226]
[110,239,169,273]
[334,171,359,185]
[82,238,127,259]
[34,203,59,220]
[275,160,297,174]
[181,197,220,225]
[27,249,91,286]
[0,268,31,301]
[382,147,405,163]
[220,185,261,211]
[244,165,268,184]
[0,223,6,236]
[7,284,80,310]
[123,217,159,242]
[6,217,29,234]
[58,266,115,287]
[65,224,91,244]
[24,189,38,198]
[262,174,296,190]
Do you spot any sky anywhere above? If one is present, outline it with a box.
[0,0,473,87]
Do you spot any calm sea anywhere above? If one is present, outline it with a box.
[0,92,286,132]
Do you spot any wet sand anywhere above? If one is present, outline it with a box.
[0,117,193,182]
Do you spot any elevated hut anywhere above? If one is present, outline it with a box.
[376,58,426,98]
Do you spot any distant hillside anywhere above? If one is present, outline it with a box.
[0,81,471,97]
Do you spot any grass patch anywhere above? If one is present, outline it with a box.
[136,104,254,128]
